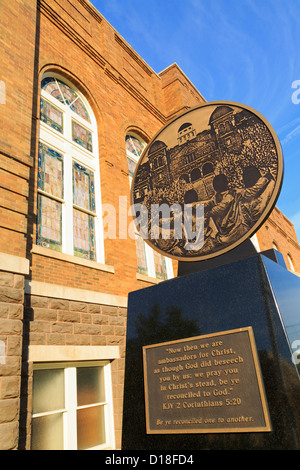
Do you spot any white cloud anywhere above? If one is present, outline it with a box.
[281,123,300,145]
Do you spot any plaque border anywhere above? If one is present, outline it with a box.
[131,101,284,262]
[143,327,272,434]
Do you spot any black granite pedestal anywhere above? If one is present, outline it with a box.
[122,252,300,450]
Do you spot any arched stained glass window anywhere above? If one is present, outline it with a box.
[37,73,103,263]
[287,253,295,272]
[125,134,145,158]
[125,132,172,281]
[41,77,91,123]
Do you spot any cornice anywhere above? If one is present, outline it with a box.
[38,0,166,124]
[267,216,300,251]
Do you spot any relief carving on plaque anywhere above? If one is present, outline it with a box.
[131,102,283,261]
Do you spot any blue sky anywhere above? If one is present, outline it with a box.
[90,0,300,240]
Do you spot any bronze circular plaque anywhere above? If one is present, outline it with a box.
[131,101,283,262]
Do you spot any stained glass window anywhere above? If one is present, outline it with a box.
[41,77,64,103]
[38,74,102,262]
[73,163,95,212]
[37,195,62,251]
[72,121,93,152]
[70,99,91,123]
[73,209,96,260]
[125,135,145,157]
[73,163,96,260]
[135,235,148,276]
[38,143,63,199]
[41,77,91,123]
[126,133,171,280]
[127,156,137,178]
[40,98,63,134]
[153,250,168,280]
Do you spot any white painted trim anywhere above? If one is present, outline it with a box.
[25,279,128,307]
[0,252,30,275]
[136,272,161,284]
[29,345,120,362]
[31,359,117,450]
[250,234,260,252]
[32,244,114,273]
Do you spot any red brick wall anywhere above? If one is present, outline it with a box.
[28,0,208,297]
[0,0,36,258]
[257,207,300,274]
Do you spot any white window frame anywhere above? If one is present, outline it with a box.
[287,253,295,272]
[126,134,173,280]
[38,72,105,264]
[32,361,115,450]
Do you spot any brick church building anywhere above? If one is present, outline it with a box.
[0,0,299,450]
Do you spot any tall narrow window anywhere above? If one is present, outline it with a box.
[37,73,103,262]
[126,132,171,281]
[37,143,63,251]
[287,253,295,272]
[73,162,96,260]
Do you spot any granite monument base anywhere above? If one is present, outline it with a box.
[122,252,300,450]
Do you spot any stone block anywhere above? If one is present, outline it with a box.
[7,336,22,356]
[101,305,118,316]
[48,299,69,310]
[88,303,101,313]
[9,304,23,319]
[0,421,19,450]
[101,325,114,336]
[33,308,57,321]
[29,321,51,333]
[107,335,124,345]
[118,307,127,317]
[74,323,102,335]
[46,333,65,345]
[109,316,125,326]
[57,310,80,323]
[66,334,90,345]
[0,303,9,317]
[0,398,19,424]
[0,319,22,335]
[30,296,48,308]
[0,287,23,304]
[114,326,126,336]
[92,315,109,325]
[29,333,46,345]
[80,313,92,324]
[0,272,14,287]
[0,376,20,399]
[51,322,73,334]
[0,356,21,377]
[69,301,87,312]
[91,335,107,346]
[13,274,24,289]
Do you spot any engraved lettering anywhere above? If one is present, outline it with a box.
[143,328,270,434]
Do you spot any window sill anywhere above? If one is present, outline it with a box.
[136,272,163,284]
[29,345,120,362]
[32,245,115,274]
